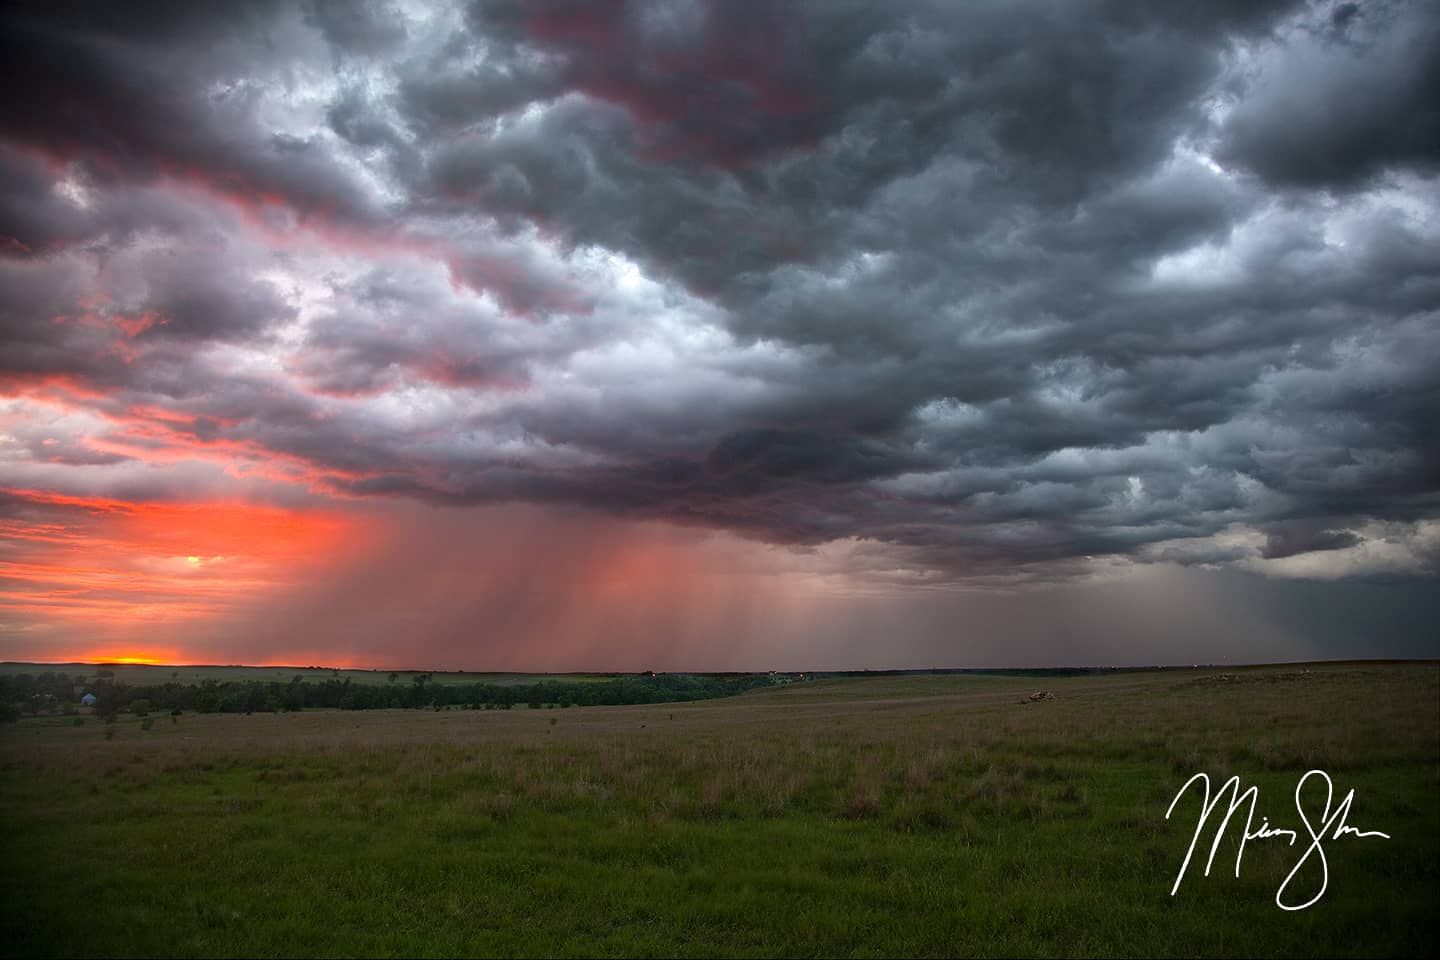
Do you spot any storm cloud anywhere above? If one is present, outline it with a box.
[1,0,1438,663]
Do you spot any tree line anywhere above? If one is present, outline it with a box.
[0,670,781,720]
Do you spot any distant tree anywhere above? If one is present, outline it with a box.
[94,687,121,718]
[129,699,152,718]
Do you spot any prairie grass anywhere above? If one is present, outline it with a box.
[1,663,1436,957]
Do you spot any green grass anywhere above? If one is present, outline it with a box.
[2,663,1436,957]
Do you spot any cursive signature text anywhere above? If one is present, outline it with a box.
[1165,768,1390,910]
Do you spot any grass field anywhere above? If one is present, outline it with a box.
[2,663,1436,957]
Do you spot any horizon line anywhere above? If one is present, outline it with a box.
[3,656,1436,675]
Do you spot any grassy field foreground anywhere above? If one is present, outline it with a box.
[2,663,1436,957]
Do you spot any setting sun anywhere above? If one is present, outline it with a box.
[86,653,171,666]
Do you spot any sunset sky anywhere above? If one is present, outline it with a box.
[1,0,1437,670]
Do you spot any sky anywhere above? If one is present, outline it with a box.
[1,0,1437,670]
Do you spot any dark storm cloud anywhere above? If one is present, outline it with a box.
[1215,0,1440,190]
[0,147,94,259]
[2,0,1438,583]
[425,1,1297,301]
[0,0,382,231]
[305,0,409,56]
[703,430,916,485]
[1260,520,1362,560]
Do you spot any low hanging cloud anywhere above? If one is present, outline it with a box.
[1,0,1438,663]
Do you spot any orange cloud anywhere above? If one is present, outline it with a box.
[0,488,367,657]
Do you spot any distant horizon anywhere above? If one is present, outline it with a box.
[5,656,1436,675]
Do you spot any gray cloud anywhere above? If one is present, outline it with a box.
[1260,520,1363,559]
[1215,0,1440,190]
[1,0,1437,590]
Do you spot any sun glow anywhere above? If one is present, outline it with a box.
[0,488,369,658]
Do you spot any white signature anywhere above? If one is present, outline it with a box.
[1165,769,1390,911]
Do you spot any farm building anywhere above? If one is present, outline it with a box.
[80,693,96,706]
